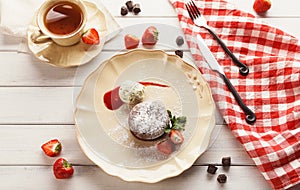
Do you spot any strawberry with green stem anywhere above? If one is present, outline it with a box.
[165,110,186,145]
[142,26,159,46]
[157,110,186,154]
[41,139,62,157]
[53,158,74,179]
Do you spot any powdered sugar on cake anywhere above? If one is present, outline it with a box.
[128,100,170,140]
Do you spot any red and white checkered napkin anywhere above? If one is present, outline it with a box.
[169,0,300,189]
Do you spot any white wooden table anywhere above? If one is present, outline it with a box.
[0,0,299,189]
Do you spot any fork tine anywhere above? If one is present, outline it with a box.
[187,2,198,20]
[190,0,202,17]
[185,3,194,20]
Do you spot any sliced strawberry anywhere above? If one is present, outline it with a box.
[41,139,62,157]
[157,139,173,155]
[53,158,74,179]
[124,34,139,49]
[81,28,100,45]
[169,130,184,145]
[103,86,124,110]
[142,26,159,46]
[253,0,271,13]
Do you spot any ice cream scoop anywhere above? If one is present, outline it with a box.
[119,80,145,104]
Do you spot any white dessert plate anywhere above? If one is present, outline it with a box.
[27,1,107,68]
[74,49,216,182]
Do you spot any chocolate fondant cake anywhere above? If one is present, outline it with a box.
[128,100,169,140]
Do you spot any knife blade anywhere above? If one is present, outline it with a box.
[196,34,225,75]
[195,34,256,124]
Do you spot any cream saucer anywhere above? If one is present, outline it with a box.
[27,1,107,68]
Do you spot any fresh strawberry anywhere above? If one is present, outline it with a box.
[253,0,271,13]
[157,139,173,155]
[124,34,139,49]
[41,139,62,157]
[53,158,74,179]
[142,26,159,46]
[169,130,184,144]
[81,28,100,45]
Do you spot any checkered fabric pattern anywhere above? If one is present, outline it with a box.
[169,0,300,189]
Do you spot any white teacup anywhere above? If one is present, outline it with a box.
[35,0,87,46]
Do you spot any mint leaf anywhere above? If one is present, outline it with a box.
[177,116,186,126]
[164,128,171,134]
[167,110,172,118]
[173,116,186,130]
[165,110,186,133]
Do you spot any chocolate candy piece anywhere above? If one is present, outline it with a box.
[126,1,134,12]
[121,6,128,16]
[175,50,183,58]
[217,174,227,183]
[207,164,218,174]
[133,4,141,15]
[176,36,184,46]
[222,157,231,167]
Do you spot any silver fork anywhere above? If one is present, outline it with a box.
[185,0,249,76]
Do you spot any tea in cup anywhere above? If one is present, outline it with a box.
[35,0,87,46]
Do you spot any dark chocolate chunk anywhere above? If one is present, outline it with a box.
[207,164,218,174]
[121,6,128,16]
[217,174,227,183]
[176,36,184,46]
[222,157,231,167]
[133,4,141,15]
[175,50,183,58]
[126,1,134,12]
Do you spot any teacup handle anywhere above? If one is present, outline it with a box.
[30,28,51,43]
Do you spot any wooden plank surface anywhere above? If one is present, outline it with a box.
[0,166,270,190]
[0,87,74,124]
[0,50,194,86]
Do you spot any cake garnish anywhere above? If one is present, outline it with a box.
[156,110,186,155]
[165,110,186,133]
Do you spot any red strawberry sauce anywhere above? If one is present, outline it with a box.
[138,81,169,88]
[103,82,169,110]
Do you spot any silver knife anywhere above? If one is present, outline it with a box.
[196,34,256,124]
[196,35,225,75]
